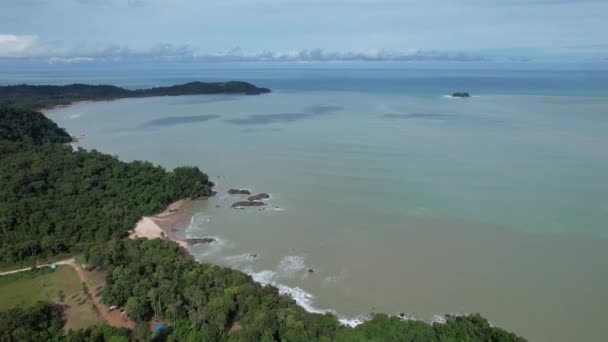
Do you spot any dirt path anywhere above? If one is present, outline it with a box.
[69,262,135,330]
[0,258,75,276]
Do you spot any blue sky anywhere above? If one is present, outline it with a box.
[1,0,607,63]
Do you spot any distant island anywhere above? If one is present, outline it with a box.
[451,92,471,98]
[0,81,271,110]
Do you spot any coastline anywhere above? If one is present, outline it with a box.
[129,199,192,250]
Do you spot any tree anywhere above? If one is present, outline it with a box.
[126,297,148,322]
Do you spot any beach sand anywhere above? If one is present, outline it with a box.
[129,200,191,249]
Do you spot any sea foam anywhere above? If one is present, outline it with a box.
[243,257,367,327]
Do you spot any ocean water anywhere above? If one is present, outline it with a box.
[34,64,608,341]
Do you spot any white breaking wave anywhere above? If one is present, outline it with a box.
[247,268,276,284]
[185,212,211,237]
[432,315,447,324]
[276,255,307,279]
[65,112,82,119]
[243,257,367,328]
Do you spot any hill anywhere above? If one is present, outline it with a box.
[0,81,271,110]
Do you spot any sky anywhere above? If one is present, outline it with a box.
[1,0,607,64]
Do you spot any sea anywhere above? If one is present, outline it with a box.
[7,62,608,341]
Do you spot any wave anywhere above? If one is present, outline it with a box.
[185,212,211,237]
[223,253,259,267]
[65,112,83,119]
[276,255,307,279]
[243,256,367,327]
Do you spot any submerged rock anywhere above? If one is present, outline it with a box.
[187,237,216,245]
[228,188,251,195]
[248,193,270,201]
[197,190,217,200]
[231,201,265,208]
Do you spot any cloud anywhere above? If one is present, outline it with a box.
[0,34,488,62]
[0,34,38,57]
[205,47,488,62]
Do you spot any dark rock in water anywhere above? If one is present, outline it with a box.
[308,268,315,273]
[249,253,258,258]
[187,237,216,245]
[228,188,251,195]
[399,313,406,318]
[231,200,265,208]
[197,190,217,200]
[451,92,470,98]
[248,193,270,201]
[170,227,178,232]
[215,205,221,208]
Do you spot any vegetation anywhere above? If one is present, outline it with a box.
[0,106,525,340]
[0,106,72,144]
[0,81,271,110]
[0,107,213,266]
[80,238,526,341]
[0,266,100,330]
[0,302,129,341]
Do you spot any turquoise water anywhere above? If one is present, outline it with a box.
[40,65,608,341]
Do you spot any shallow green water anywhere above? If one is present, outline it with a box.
[50,90,608,341]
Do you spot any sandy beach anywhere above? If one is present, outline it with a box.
[129,200,191,249]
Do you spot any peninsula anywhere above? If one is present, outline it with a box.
[0,81,271,110]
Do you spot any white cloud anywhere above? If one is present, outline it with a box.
[0,34,38,57]
[0,34,487,62]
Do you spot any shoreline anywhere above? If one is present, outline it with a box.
[128,199,192,250]
[40,100,96,115]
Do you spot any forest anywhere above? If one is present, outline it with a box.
[0,107,213,266]
[0,106,525,341]
[0,81,271,110]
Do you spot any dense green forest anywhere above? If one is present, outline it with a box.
[0,106,72,144]
[0,107,213,265]
[0,81,271,110]
[0,106,525,340]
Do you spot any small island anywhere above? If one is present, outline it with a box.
[0,81,271,110]
[451,92,471,98]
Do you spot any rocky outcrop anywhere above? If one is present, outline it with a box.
[231,201,265,208]
[198,190,217,200]
[228,189,251,195]
[248,193,270,201]
[187,237,216,245]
